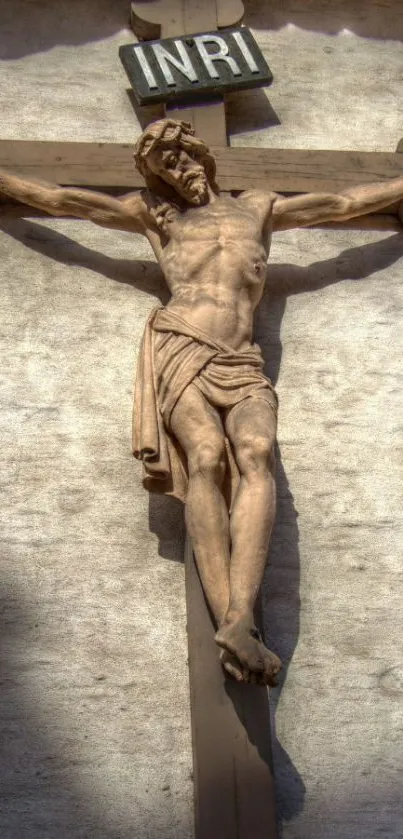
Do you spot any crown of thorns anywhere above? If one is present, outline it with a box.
[133,118,216,181]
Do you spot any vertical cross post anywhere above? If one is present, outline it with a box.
[131,3,279,836]
[163,3,227,146]
[131,0,243,144]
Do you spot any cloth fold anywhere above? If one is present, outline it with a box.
[133,306,277,507]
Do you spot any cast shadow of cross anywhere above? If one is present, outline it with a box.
[2,218,403,830]
[252,231,403,827]
[2,0,403,61]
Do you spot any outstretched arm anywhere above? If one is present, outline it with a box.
[0,169,150,234]
[272,177,403,231]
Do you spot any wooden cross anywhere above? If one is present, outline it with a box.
[131,5,277,838]
[0,4,402,838]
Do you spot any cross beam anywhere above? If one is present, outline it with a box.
[1,139,402,191]
[0,140,402,218]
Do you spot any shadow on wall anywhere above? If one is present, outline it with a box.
[254,231,403,830]
[2,0,403,63]
[0,0,130,60]
[127,86,282,138]
[244,0,403,41]
[1,217,403,837]
[1,557,399,839]
[0,570,193,839]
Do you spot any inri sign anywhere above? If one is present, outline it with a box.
[119,27,273,105]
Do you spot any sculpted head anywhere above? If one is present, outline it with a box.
[133,119,218,206]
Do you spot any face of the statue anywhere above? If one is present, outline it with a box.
[146,144,209,205]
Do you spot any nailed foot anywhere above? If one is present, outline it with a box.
[216,612,282,687]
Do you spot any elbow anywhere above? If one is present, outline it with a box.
[331,196,356,221]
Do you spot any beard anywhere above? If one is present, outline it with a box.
[183,174,209,205]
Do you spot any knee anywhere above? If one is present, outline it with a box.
[188,437,226,482]
[236,434,275,477]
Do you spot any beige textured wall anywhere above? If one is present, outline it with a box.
[0,3,192,838]
[1,2,403,838]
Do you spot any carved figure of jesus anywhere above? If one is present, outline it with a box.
[1,119,403,685]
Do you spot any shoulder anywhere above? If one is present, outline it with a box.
[237,189,280,214]
[121,188,152,219]
[121,188,174,239]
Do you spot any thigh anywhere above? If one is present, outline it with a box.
[170,383,224,455]
[224,397,277,454]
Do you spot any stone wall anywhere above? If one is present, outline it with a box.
[1,2,402,837]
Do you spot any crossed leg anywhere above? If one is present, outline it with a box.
[170,385,281,685]
[170,383,231,626]
[215,397,281,685]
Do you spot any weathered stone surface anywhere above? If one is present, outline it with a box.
[258,226,403,837]
[1,2,403,838]
[229,0,403,153]
[0,218,192,838]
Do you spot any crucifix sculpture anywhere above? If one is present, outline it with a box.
[1,1,403,835]
[1,118,402,688]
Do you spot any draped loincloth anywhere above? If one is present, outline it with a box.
[133,306,278,507]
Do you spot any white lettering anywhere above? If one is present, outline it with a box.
[134,45,158,90]
[194,35,242,79]
[152,41,198,86]
[232,31,259,73]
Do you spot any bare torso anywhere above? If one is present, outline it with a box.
[0,121,402,686]
[153,192,275,351]
[1,151,400,355]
